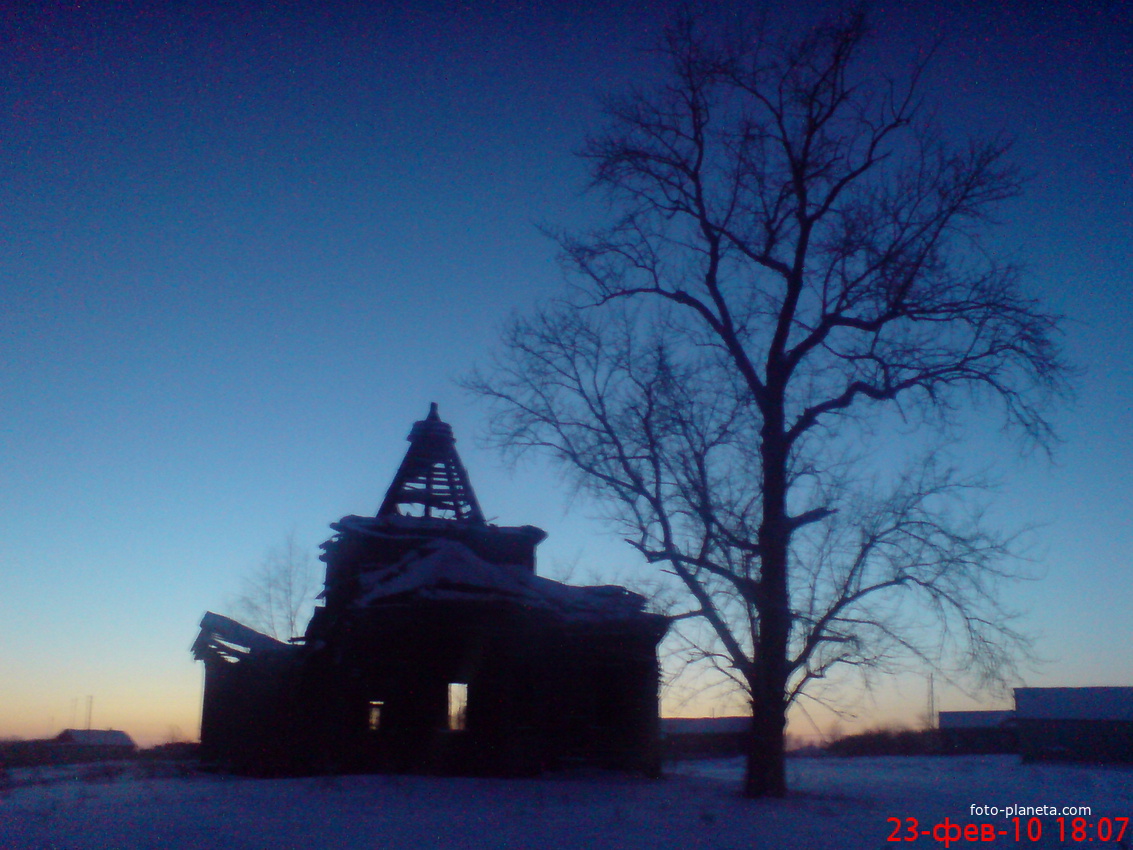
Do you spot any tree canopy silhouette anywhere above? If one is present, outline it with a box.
[467,7,1068,797]
[230,532,317,641]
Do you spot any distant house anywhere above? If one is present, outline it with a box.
[1015,687,1133,763]
[54,729,138,763]
[661,717,749,759]
[55,729,136,748]
[193,405,670,777]
[937,710,1016,754]
[49,734,137,766]
[0,729,138,768]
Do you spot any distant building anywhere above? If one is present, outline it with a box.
[1015,687,1133,763]
[193,405,670,777]
[54,728,138,761]
[661,716,749,759]
[0,729,137,768]
[55,729,136,748]
[937,710,1016,754]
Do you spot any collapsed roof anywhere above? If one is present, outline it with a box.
[352,536,650,623]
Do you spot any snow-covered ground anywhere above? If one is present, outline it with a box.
[2,756,1130,849]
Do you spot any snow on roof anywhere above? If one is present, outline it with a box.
[353,538,649,622]
[937,710,1014,729]
[1014,687,1133,721]
[55,729,136,748]
[330,513,545,543]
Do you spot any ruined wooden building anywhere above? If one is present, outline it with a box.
[193,404,669,776]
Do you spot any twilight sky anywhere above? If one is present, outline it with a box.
[2,0,1130,746]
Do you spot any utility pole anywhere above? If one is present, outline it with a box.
[86,695,93,731]
[927,675,936,730]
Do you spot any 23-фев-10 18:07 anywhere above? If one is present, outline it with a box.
[887,815,1129,844]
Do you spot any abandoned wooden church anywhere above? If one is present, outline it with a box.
[192,404,669,776]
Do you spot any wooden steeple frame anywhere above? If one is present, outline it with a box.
[377,403,486,522]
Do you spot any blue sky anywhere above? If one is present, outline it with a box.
[1,0,1130,745]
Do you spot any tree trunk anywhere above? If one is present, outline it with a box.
[745,406,792,797]
[744,690,787,797]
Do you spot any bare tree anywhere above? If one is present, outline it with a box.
[230,531,318,641]
[466,8,1068,797]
